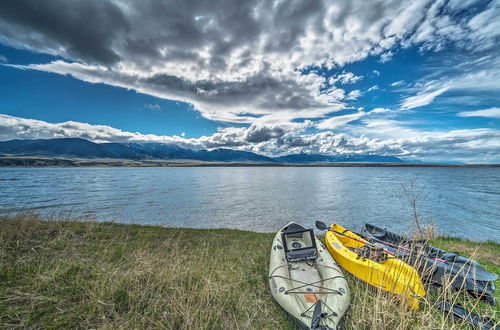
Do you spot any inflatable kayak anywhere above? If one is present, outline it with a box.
[361,223,497,305]
[324,223,426,310]
[269,222,350,329]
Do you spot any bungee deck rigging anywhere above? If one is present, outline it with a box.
[270,256,346,295]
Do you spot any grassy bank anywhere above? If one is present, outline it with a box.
[1,215,498,329]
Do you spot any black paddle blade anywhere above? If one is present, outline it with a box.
[311,300,322,329]
[315,221,328,231]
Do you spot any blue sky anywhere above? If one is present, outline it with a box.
[0,0,499,162]
[0,44,221,137]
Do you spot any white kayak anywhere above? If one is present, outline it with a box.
[269,222,350,329]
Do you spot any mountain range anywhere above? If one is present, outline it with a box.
[0,138,405,163]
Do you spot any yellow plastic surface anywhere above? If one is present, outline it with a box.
[325,223,426,310]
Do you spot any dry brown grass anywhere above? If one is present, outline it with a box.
[410,223,438,241]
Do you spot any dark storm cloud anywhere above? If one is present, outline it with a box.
[262,0,323,52]
[3,0,442,121]
[0,0,128,65]
[245,125,288,143]
[144,70,331,109]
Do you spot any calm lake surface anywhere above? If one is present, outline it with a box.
[1,167,499,241]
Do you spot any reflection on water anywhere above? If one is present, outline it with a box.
[0,167,498,241]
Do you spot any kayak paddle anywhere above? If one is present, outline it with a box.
[315,221,399,257]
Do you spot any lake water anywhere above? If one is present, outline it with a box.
[0,167,499,241]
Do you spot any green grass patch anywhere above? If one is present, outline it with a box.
[0,215,498,329]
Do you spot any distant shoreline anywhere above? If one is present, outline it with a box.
[1,157,498,168]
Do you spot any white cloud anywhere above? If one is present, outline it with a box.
[144,103,161,111]
[390,80,404,87]
[328,71,363,85]
[401,86,450,110]
[457,107,500,119]
[466,0,500,52]
[353,118,424,139]
[316,107,391,130]
[369,107,391,114]
[271,127,500,163]
[0,114,310,149]
[345,90,361,100]
[366,85,379,92]
[380,51,393,63]
[1,114,499,163]
[400,55,500,110]
[316,111,365,130]
[0,114,185,144]
[15,60,345,124]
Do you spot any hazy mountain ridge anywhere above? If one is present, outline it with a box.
[0,138,406,163]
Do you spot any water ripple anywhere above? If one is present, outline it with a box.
[0,167,498,242]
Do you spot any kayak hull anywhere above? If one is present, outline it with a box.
[325,223,426,310]
[269,222,350,329]
[361,223,497,305]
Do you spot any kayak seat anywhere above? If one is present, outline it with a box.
[371,230,388,240]
[351,245,389,263]
[285,248,318,262]
[281,227,318,262]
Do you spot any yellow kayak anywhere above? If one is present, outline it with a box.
[325,223,426,310]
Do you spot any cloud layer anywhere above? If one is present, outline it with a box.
[2,0,499,123]
[1,114,499,163]
[0,0,499,163]
[458,107,500,118]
